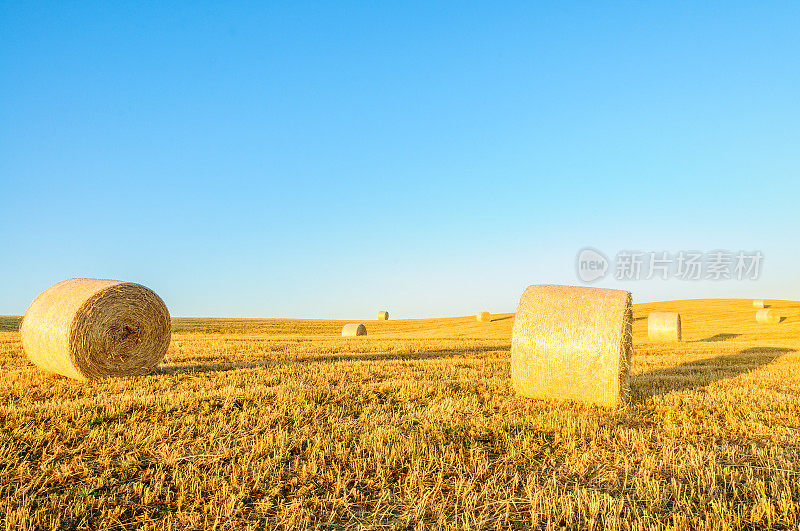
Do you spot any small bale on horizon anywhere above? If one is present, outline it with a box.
[753,300,765,309]
[511,284,632,408]
[755,309,780,324]
[342,323,367,336]
[648,312,682,342]
[477,312,491,322]
[377,311,389,321]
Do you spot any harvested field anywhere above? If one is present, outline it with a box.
[2,299,800,529]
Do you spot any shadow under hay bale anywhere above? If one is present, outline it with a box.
[0,316,22,332]
[690,333,740,343]
[631,346,795,400]
[155,344,510,375]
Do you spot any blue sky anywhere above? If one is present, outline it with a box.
[2,1,799,318]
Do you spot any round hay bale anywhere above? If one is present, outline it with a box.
[753,299,765,309]
[755,309,780,324]
[477,311,491,322]
[20,278,171,381]
[342,323,367,337]
[511,284,632,407]
[647,312,682,342]
[377,311,389,321]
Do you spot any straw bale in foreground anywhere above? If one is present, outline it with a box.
[511,284,632,407]
[20,278,171,380]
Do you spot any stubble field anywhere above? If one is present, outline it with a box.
[2,299,800,529]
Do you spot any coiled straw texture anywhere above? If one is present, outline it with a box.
[20,278,171,380]
[477,312,491,322]
[511,284,632,407]
[377,311,389,321]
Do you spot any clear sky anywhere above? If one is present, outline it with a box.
[2,2,799,318]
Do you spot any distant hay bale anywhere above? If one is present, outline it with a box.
[753,299,765,309]
[342,323,367,336]
[477,312,491,322]
[20,278,171,381]
[647,312,682,342]
[377,311,389,321]
[755,309,780,324]
[511,284,632,407]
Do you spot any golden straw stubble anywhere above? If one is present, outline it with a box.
[21,278,171,380]
[648,312,682,342]
[511,284,632,407]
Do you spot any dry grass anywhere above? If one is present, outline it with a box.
[2,300,800,529]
